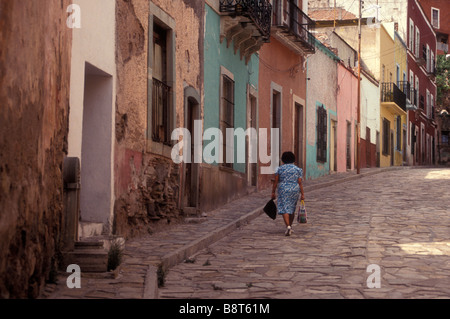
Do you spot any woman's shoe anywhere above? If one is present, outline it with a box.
[285,226,292,236]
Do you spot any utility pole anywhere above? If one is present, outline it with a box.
[357,0,362,174]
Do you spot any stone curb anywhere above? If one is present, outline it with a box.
[143,166,405,298]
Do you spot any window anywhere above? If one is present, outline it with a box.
[220,73,234,168]
[442,132,449,145]
[432,8,440,29]
[415,27,420,58]
[396,116,401,151]
[426,44,430,72]
[426,89,430,117]
[396,64,400,86]
[272,89,281,156]
[415,76,419,107]
[409,70,414,104]
[152,24,172,145]
[316,105,327,163]
[409,19,414,51]
[382,118,390,156]
[147,5,176,154]
[431,94,435,119]
[431,51,435,72]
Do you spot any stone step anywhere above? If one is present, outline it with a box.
[63,249,108,273]
[74,240,104,250]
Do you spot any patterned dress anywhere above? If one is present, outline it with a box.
[275,164,303,215]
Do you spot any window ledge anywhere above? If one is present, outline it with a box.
[146,139,173,158]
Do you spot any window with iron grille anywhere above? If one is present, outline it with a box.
[221,74,234,168]
[152,24,172,145]
[382,118,390,156]
[316,105,327,163]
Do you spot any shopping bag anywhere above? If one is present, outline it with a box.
[263,199,277,220]
[297,200,307,224]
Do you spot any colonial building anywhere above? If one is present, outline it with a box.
[418,0,449,55]
[113,0,205,237]
[333,0,438,166]
[305,37,340,179]
[418,0,450,165]
[406,0,438,166]
[201,0,270,211]
[67,0,117,243]
[379,24,408,167]
[258,0,314,188]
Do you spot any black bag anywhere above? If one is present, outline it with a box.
[263,199,277,220]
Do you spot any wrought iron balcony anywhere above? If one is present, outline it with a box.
[271,0,315,54]
[416,44,426,66]
[381,82,406,112]
[220,0,272,42]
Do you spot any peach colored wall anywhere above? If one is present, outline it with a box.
[258,37,307,190]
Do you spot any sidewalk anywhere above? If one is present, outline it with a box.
[40,166,404,299]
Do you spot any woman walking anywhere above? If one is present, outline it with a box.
[271,151,305,236]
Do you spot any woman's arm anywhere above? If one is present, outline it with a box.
[298,177,305,201]
[271,175,279,199]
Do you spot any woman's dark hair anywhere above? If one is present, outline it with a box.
[281,151,295,164]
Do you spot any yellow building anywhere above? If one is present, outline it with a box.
[379,24,408,167]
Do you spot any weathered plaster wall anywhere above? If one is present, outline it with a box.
[0,1,72,298]
[113,0,204,238]
[306,40,339,179]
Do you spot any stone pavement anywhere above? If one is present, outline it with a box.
[158,167,450,299]
[40,166,449,299]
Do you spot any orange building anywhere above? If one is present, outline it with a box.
[257,0,315,189]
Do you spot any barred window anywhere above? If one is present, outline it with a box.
[152,24,172,145]
[316,105,327,163]
[221,74,234,168]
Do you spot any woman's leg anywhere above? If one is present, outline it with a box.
[282,213,290,227]
[282,214,293,236]
[289,213,295,226]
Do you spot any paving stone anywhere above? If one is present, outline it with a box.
[40,168,450,299]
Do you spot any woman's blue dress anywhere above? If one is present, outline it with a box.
[275,164,303,215]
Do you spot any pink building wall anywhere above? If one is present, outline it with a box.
[336,62,358,172]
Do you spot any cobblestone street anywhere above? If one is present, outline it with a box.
[158,168,450,299]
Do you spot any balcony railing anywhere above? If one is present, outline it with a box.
[272,0,315,54]
[152,78,171,145]
[220,0,272,42]
[381,82,406,112]
[416,44,426,66]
